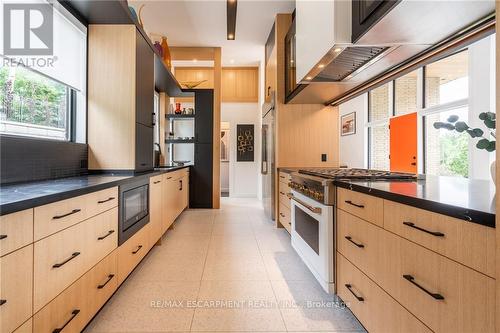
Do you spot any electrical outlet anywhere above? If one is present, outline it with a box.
[321,154,327,162]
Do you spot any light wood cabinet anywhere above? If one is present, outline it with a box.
[117,222,150,285]
[384,199,495,278]
[278,202,291,234]
[0,209,33,257]
[221,67,258,102]
[149,175,163,246]
[86,250,118,316]
[34,187,118,241]
[162,169,189,231]
[337,188,384,227]
[12,318,32,333]
[0,245,33,333]
[174,67,214,89]
[337,253,431,333]
[34,207,117,311]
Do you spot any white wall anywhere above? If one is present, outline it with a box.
[338,94,368,168]
[221,103,261,198]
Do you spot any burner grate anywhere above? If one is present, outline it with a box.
[298,168,417,180]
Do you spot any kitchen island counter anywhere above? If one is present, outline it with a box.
[335,175,495,228]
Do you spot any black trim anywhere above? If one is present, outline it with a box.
[226,0,237,40]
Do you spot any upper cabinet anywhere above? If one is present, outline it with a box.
[221,68,259,103]
[351,0,400,43]
[88,25,153,171]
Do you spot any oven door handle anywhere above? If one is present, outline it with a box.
[287,193,322,214]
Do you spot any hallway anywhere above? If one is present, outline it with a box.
[85,198,364,333]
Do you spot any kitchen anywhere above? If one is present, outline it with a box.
[0,0,499,333]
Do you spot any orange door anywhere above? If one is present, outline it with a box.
[389,112,417,173]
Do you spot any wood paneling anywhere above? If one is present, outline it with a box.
[0,209,33,257]
[213,47,221,209]
[174,67,214,89]
[13,318,32,333]
[170,47,216,61]
[221,67,259,102]
[88,25,136,170]
[0,245,33,333]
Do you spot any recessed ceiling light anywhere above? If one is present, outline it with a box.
[334,47,342,52]
[227,0,237,40]
[193,59,198,63]
[318,64,324,68]
[290,60,294,63]
[306,76,312,80]
[228,34,234,40]
[230,59,235,64]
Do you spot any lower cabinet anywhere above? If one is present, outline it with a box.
[33,250,118,333]
[162,169,189,232]
[0,245,33,333]
[13,319,32,333]
[337,253,431,333]
[117,222,150,285]
[149,175,163,245]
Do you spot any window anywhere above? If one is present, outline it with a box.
[367,83,390,170]
[0,1,86,142]
[394,70,418,116]
[423,50,470,177]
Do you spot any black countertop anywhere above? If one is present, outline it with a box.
[0,165,190,216]
[334,175,496,228]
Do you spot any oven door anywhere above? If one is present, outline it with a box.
[290,190,334,293]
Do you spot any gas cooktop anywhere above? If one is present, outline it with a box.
[298,168,418,180]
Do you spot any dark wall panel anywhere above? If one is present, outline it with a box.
[1,135,88,184]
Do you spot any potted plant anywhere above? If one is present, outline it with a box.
[434,112,496,181]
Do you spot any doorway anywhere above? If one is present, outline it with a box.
[221,122,230,197]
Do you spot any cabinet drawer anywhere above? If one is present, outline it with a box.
[384,200,495,277]
[278,182,290,208]
[85,187,118,220]
[13,318,32,333]
[337,253,430,333]
[34,208,118,311]
[337,188,383,226]
[33,266,89,333]
[117,223,150,285]
[86,250,118,316]
[278,202,291,233]
[149,175,164,246]
[0,245,33,333]
[0,209,33,257]
[337,210,381,280]
[391,238,495,333]
[278,171,291,184]
[34,187,118,241]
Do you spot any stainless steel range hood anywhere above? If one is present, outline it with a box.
[288,0,495,104]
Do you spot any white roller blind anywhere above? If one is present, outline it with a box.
[0,0,87,91]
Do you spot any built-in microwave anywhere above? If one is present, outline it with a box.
[119,178,149,245]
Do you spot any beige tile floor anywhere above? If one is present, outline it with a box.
[85,197,365,333]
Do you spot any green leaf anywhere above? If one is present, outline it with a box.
[479,112,496,121]
[447,115,459,123]
[486,141,496,152]
[454,121,469,132]
[476,138,490,150]
[433,122,445,129]
[484,118,496,129]
[469,128,484,138]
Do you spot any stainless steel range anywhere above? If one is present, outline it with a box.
[287,168,417,294]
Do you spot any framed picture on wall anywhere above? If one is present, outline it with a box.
[341,112,356,136]
[236,124,254,162]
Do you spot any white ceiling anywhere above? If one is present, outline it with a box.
[130,0,295,66]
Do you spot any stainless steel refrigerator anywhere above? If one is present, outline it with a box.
[261,93,275,220]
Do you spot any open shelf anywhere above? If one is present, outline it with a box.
[60,0,184,96]
[166,114,196,119]
[166,138,196,144]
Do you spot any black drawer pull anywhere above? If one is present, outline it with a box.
[97,274,115,289]
[132,245,143,254]
[53,252,80,268]
[279,191,285,195]
[53,209,81,220]
[403,222,444,237]
[52,309,80,333]
[345,236,364,248]
[0,299,6,306]
[345,200,364,208]
[97,230,115,241]
[0,235,7,240]
[167,176,173,179]
[345,284,364,302]
[154,180,161,184]
[280,213,285,217]
[98,197,115,204]
[403,274,444,300]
